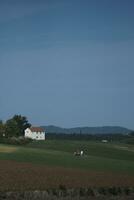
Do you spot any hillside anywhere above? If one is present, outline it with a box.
[42,125,132,134]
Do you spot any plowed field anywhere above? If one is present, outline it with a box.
[0,160,134,191]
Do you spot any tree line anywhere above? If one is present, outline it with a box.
[0,115,31,138]
[46,132,134,144]
[0,115,134,145]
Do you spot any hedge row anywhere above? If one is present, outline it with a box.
[0,187,134,200]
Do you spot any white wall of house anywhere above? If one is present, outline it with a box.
[25,128,45,140]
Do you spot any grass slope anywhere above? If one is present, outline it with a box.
[0,140,134,190]
[0,140,134,174]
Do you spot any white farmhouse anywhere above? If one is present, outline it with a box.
[24,127,45,140]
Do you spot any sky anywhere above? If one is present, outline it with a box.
[0,0,134,129]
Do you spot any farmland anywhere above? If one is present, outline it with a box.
[0,140,134,192]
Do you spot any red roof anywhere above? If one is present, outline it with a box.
[29,127,44,132]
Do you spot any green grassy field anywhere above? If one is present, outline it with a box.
[0,140,134,174]
[0,140,134,191]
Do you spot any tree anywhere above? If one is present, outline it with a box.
[0,120,6,137]
[5,119,20,137]
[130,131,134,136]
[5,115,31,137]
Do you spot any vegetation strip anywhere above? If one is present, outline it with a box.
[0,187,134,200]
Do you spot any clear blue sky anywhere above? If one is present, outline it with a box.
[0,0,134,129]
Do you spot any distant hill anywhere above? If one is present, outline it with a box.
[42,125,132,135]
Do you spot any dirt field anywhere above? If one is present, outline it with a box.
[0,160,134,191]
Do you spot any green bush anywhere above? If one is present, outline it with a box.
[98,187,107,195]
[51,188,59,196]
[87,188,95,196]
[79,187,86,196]
[108,187,119,195]
[0,137,32,145]
[124,187,131,195]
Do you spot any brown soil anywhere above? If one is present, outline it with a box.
[0,160,134,191]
